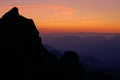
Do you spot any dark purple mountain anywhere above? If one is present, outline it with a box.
[43,35,120,69]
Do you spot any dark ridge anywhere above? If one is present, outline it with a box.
[2,7,19,20]
[0,7,117,80]
[0,7,58,80]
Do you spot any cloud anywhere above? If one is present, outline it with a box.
[24,4,74,15]
[1,4,74,14]
[0,4,76,29]
[0,4,75,19]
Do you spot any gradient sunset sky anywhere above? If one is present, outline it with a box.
[0,0,120,33]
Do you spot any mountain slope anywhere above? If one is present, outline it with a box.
[0,7,58,80]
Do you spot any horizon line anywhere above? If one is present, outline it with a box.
[40,32,120,34]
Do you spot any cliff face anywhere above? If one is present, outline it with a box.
[0,7,115,80]
[0,7,58,80]
[0,7,47,55]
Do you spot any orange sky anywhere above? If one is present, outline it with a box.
[0,0,120,33]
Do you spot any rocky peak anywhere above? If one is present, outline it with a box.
[0,7,46,55]
[1,7,19,20]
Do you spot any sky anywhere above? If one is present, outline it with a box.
[0,0,120,33]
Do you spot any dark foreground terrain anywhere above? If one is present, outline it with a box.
[0,7,119,80]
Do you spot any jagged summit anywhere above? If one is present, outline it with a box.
[8,7,18,14]
[0,7,47,54]
[1,7,19,20]
[0,7,57,79]
[0,7,116,80]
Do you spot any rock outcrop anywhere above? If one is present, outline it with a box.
[0,7,58,80]
[0,7,116,80]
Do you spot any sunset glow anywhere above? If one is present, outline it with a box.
[0,0,120,33]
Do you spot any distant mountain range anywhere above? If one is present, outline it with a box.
[43,35,120,69]
[44,43,120,79]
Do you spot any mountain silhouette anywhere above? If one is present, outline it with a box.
[0,7,58,80]
[59,51,86,80]
[0,7,118,80]
[0,7,46,54]
[43,35,120,69]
